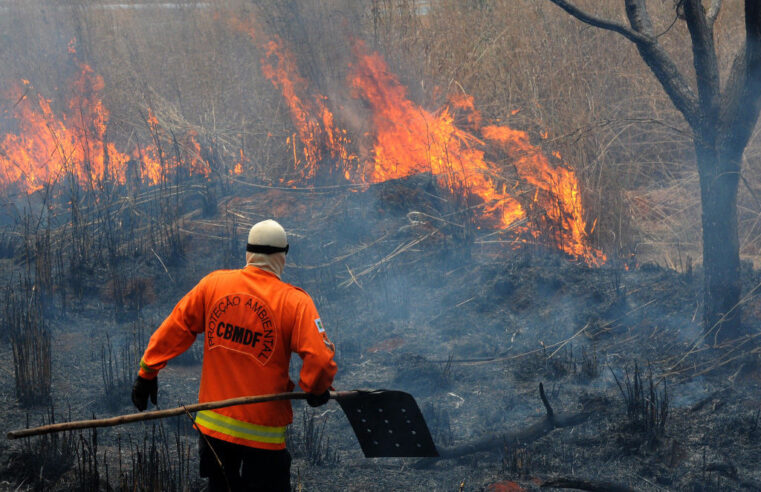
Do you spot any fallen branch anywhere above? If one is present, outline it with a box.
[540,477,636,492]
[416,383,601,467]
[705,461,759,489]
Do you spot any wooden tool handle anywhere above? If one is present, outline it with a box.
[7,390,353,439]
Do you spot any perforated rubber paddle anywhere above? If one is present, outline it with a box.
[335,390,439,458]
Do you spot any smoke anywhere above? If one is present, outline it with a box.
[251,2,360,89]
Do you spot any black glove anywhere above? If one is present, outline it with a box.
[306,390,330,407]
[131,376,158,411]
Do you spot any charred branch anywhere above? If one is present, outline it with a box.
[539,382,554,418]
[706,461,738,480]
[541,477,637,492]
[416,384,599,466]
[705,461,760,489]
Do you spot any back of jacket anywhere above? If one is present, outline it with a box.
[139,265,337,450]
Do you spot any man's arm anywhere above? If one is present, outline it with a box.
[290,292,337,396]
[138,276,209,379]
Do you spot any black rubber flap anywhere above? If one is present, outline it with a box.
[337,390,439,458]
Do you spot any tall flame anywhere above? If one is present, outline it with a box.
[260,38,356,179]
[481,125,601,264]
[349,43,525,229]
[1,67,131,193]
[0,24,605,265]
[231,19,356,180]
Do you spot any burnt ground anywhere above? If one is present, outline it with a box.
[1,175,760,491]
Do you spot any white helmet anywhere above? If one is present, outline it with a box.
[246,219,288,278]
[247,219,288,254]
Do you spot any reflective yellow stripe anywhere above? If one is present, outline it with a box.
[195,410,286,444]
[139,359,158,373]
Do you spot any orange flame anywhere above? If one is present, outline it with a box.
[1,66,131,193]
[230,23,604,264]
[482,126,605,265]
[1,61,212,194]
[347,42,604,264]
[260,40,356,178]
[231,149,247,176]
[231,18,357,180]
[348,44,525,229]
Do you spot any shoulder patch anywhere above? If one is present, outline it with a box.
[314,318,325,333]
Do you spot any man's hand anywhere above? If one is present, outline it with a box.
[131,376,158,411]
[306,390,330,407]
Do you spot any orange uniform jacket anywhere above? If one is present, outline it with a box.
[138,265,337,450]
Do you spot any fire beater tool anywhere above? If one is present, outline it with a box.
[6,390,439,458]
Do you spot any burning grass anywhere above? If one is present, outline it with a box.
[246,27,607,264]
[0,66,209,196]
[0,9,606,268]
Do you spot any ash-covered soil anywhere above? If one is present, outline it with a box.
[1,176,760,491]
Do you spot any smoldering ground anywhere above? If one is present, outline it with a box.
[4,178,761,491]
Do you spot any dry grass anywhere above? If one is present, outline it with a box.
[0,0,759,266]
[4,278,52,406]
[372,0,760,265]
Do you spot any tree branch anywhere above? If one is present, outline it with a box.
[414,385,604,466]
[546,0,700,128]
[546,0,650,44]
[721,43,747,125]
[684,0,721,128]
[721,1,761,158]
[539,382,554,418]
[624,0,654,36]
[707,0,722,28]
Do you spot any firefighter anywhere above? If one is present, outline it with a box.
[131,219,337,491]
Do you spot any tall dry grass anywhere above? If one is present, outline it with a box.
[4,278,52,406]
[0,0,759,267]
[371,0,761,266]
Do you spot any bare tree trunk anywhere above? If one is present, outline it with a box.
[547,0,761,342]
[697,144,742,343]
